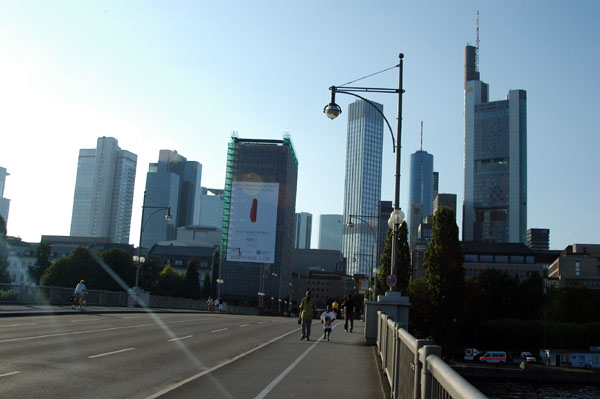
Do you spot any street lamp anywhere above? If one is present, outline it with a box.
[135,190,172,289]
[325,53,406,291]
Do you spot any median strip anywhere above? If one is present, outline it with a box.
[89,347,135,359]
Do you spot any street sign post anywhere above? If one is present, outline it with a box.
[386,274,397,289]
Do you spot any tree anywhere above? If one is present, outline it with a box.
[376,221,410,296]
[0,215,10,283]
[138,255,164,292]
[201,272,212,299]
[423,207,464,351]
[154,265,184,297]
[28,241,52,285]
[96,248,136,291]
[182,258,201,299]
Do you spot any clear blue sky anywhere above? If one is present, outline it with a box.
[1,1,598,250]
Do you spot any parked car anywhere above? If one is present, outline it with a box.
[479,351,507,365]
[512,351,537,364]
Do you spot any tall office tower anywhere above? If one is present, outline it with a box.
[377,201,393,263]
[433,193,457,216]
[220,136,297,306]
[70,137,137,244]
[463,44,527,243]
[199,187,224,229]
[408,150,434,249]
[318,214,343,251]
[527,228,550,251]
[433,172,439,202]
[142,150,202,249]
[0,167,10,225]
[343,99,384,276]
[295,212,312,249]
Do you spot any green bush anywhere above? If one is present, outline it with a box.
[0,289,18,302]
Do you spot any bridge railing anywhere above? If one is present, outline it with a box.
[0,283,258,315]
[376,310,487,399]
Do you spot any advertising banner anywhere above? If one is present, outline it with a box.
[226,181,279,264]
[358,278,369,295]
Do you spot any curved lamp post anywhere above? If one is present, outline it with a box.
[135,190,172,289]
[325,53,406,291]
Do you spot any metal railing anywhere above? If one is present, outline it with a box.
[376,310,487,399]
[0,283,258,315]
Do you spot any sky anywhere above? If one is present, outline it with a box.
[1,0,598,251]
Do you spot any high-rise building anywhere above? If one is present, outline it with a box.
[463,45,527,243]
[343,99,384,276]
[295,212,312,249]
[527,228,550,251]
[0,167,10,225]
[142,150,202,249]
[199,187,224,230]
[408,150,434,249]
[433,194,457,216]
[318,214,343,252]
[219,136,298,306]
[432,172,439,202]
[70,137,137,244]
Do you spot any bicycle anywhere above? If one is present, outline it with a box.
[70,293,86,311]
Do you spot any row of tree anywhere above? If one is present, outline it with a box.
[375,207,600,355]
[34,246,211,300]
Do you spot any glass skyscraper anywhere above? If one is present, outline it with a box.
[142,150,202,249]
[408,150,434,249]
[295,212,312,249]
[318,214,343,252]
[463,45,527,243]
[343,99,384,276]
[70,137,137,244]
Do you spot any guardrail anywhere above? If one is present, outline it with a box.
[376,310,487,399]
[0,283,258,315]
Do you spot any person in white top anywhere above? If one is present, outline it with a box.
[320,304,336,341]
[73,280,87,308]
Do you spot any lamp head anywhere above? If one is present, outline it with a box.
[387,209,405,229]
[165,207,172,221]
[346,220,354,229]
[323,102,342,119]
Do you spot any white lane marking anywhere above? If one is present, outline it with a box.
[71,318,101,323]
[253,332,324,399]
[89,347,135,359]
[0,323,36,328]
[0,371,21,378]
[257,321,266,324]
[144,328,300,399]
[168,335,193,342]
[211,328,228,333]
[0,318,204,344]
[239,324,250,327]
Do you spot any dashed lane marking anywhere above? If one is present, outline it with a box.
[168,335,193,342]
[89,347,135,359]
[0,371,21,378]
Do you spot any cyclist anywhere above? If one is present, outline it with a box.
[73,280,87,309]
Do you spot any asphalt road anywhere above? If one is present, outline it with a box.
[0,312,385,399]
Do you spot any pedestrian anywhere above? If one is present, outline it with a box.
[299,290,316,341]
[73,280,87,309]
[206,296,214,312]
[214,297,220,312]
[217,297,224,312]
[320,304,336,341]
[331,300,340,320]
[342,294,356,333]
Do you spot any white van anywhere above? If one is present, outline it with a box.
[479,351,507,364]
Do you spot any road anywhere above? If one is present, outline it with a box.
[0,311,384,399]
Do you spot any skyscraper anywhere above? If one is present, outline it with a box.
[0,167,10,225]
[318,214,343,252]
[70,137,137,244]
[408,150,434,249]
[343,99,384,276]
[199,187,224,229]
[295,212,312,249]
[463,45,527,243]
[220,136,297,306]
[142,150,202,249]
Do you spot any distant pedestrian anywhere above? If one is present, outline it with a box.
[331,300,340,319]
[217,297,224,312]
[207,296,214,312]
[214,297,220,312]
[320,304,336,341]
[342,294,356,333]
[73,280,87,309]
[299,290,316,341]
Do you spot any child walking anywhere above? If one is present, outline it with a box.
[320,304,336,341]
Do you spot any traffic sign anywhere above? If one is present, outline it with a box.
[386,274,397,288]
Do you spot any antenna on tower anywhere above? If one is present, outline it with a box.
[475,10,480,72]
[420,121,423,151]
